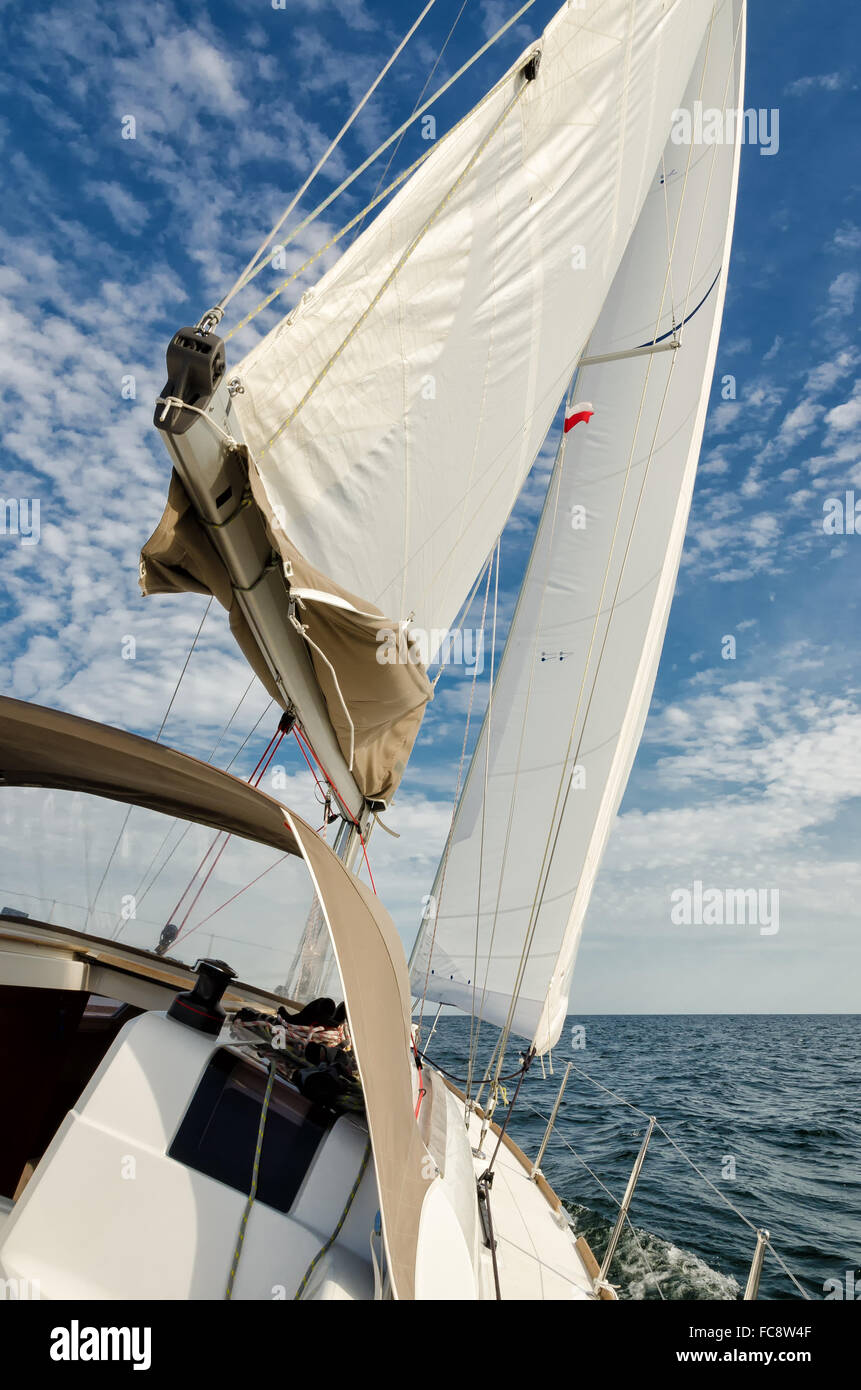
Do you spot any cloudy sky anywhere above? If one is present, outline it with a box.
[1,0,859,1013]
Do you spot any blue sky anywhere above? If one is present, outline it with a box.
[1,0,859,1012]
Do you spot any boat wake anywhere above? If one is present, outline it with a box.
[567,1203,740,1301]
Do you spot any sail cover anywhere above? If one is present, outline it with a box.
[411,0,746,1054]
[231,0,719,675]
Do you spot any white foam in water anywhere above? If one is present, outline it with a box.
[567,1205,740,1301]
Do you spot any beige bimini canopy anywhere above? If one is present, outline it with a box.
[0,696,433,1299]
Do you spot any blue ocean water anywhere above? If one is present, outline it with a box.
[425,1014,860,1300]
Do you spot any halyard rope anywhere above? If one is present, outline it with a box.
[225,1060,277,1299]
[294,1139,373,1299]
[218,1,539,319]
[219,1,440,313]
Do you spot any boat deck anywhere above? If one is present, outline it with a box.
[443,1078,605,1300]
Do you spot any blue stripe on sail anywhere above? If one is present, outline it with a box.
[637,266,722,348]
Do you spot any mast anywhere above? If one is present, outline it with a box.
[152,340,367,830]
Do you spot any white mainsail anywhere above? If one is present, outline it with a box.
[411,0,746,1054]
[233,0,718,654]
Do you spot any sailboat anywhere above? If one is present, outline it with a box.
[0,0,745,1300]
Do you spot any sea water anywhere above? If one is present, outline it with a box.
[425,1014,860,1301]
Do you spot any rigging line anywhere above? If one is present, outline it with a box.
[259,78,530,458]
[431,547,492,688]
[180,852,292,939]
[294,1140,373,1300]
[115,696,277,934]
[222,1,539,309]
[499,348,681,1070]
[348,0,472,250]
[763,1240,812,1303]
[171,728,285,943]
[226,699,277,772]
[358,831,377,894]
[226,144,438,342]
[114,676,258,934]
[646,2,717,351]
[293,724,360,829]
[638,266,721,346]
[219,0,440,314]
[466,537,500,1104]
[526,1103,665,1299]
[164,725,283,927]
[483,1046,533,1176]
[492,332,680,1072]
[466,376,580,1082]
[415,552,494,1039]
[676,0,745,329]
[156,598,214,743]
[92,597,214,927]
[479,8,734,1030]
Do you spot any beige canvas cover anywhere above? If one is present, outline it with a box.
[289,816,433,1300]
[140,468,432,804]
[0,694,300,854]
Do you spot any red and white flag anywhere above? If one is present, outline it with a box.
[564,401,594,433]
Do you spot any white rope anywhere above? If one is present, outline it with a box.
[222,1,540,310]
[348,0,473,251]
[225,142,441,342]
[155,397,238,447]
[219,0,440,313]
[288,612,356,771]
[415,554,495,1035]
[468,375,580,1082]
[466,538,501,1104]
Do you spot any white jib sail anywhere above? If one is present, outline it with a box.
[233,0,717,653]
[411,0,746,1054]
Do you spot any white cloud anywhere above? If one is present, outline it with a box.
[832,222,861,252]
[804,347,859,395]
[824,379,861,435]
[825,271,860,318]
[84,180,150,235]
[785,72,847,95]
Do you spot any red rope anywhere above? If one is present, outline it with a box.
[179,852,292,942]
[358,832,377,895]
[172,728,285,941]
[173,720,377,949]
[294,729,377,894]
[294,727,358,826]
[412,1036,426,1118]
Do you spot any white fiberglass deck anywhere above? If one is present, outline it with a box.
[446,1079,598,1300]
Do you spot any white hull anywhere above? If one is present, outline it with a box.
[0,921,604,1301]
